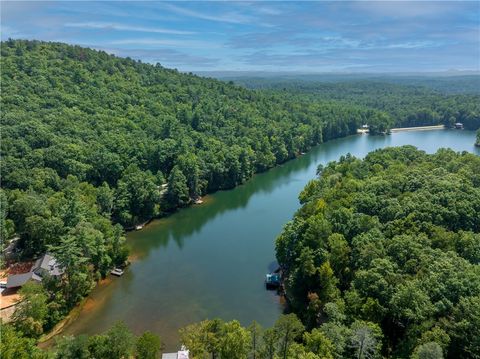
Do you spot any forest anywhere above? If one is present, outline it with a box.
[0,39,382,343]
[1,40,479,358]
[275,146,480,358]
[229,76,480,130]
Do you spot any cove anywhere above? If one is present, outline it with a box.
[62,130,479,350]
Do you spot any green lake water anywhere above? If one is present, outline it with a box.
[63,130,479,350]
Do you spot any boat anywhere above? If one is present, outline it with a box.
[111,268,124,276]
[193,198,203,204]
[135,225,144,230]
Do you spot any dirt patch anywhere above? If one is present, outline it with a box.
[1,288,21,309]
[0,304,17,323]
[127,253,140,263]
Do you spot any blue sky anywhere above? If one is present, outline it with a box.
[1,1,479,73]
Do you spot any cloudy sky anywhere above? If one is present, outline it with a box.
[1,1,479,72]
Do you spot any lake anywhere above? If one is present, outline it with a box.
[63,129,479,350]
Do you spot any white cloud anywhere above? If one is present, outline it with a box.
[163,3,252,24]
[385,41,439,49]
[65,22,195,35]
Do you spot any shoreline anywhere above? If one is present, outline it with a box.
[37,127,471,346]
[38,276,114,348]
[37,129,478,350]
[36,135,342,345]
[38,296,89,348]
[390,125,445,132]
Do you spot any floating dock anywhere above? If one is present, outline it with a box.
[111,268,124,276]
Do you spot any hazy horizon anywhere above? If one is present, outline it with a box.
[2,1,479,73]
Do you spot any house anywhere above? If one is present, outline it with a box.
[455,122,464,129]
[6,253,63,289]
[162,346,189,359]
[32,253,63,277]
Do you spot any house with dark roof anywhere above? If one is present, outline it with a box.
[6,253,63,289]
[32,253,63,277]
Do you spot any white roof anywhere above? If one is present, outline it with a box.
[161,350,189,359]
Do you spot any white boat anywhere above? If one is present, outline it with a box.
[111,268,124,276]
[135,225,144,230]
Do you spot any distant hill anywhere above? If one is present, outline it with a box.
[202,71,480,95]
[219,75,480,129]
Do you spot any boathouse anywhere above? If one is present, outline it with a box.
[162,346,189,359]
[455,122,464,129]
[265,273,281,289]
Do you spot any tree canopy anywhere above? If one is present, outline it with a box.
[276,146,480,358]
[2,40,479,358]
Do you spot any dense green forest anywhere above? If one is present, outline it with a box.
[275,146,480,358]
[229,77,480,129]
[477,129,480,146]
[2,40,479,357]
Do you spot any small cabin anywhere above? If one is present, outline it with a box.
[455,122,464,129]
